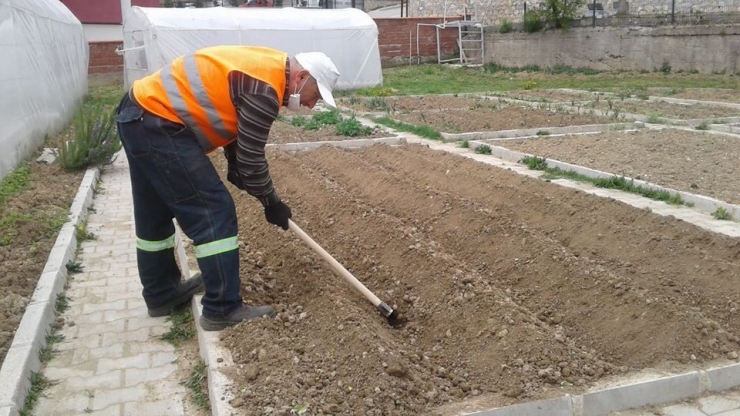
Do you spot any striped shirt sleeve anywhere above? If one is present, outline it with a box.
[227,71,282,207]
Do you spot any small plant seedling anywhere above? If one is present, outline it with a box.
[182,359,210,411]
[66,261,84,274]
[335,118,374,137]
[695,122,710,130]
[712,207,732,220]
[290,116,308,127]
[474,145,492,155]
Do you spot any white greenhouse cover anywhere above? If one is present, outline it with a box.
[0,0,88,180]
[122,6,382,90]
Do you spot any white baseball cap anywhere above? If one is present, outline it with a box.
[295,52,341,108]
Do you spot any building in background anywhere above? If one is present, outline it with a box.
[60,0,159,81]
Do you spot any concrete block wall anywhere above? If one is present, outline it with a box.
[484,24,740,74]
[374,17,463,66]
[89,41,124,75]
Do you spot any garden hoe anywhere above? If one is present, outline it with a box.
[288,219,401,326]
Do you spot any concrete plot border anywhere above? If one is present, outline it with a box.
[0,167,100,416]
[557,88,740,111]
[266,136,407,154]
[463,364,740,416]
[439,122,642,142]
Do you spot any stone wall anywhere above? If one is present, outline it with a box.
[364,0,398,11]
[484,24,740,74]
[408,0,740,26]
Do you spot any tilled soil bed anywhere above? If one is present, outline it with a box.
[391,105,613,133]
[493,89,603,104]
[212,143,740,415]
[335,95,497,113]
[585,98,740,120]
[270,117,394,143]
[647,88,740,104]
[0,162,84,362]
[489,128,740,205]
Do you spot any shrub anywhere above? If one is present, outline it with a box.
[539,0,585,29]
[58,103,120,171]
[523,10,544,33]
[499,19,513,34]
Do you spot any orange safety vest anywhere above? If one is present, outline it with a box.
[132,46,287,152]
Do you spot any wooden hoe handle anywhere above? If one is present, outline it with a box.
[288,219,383,307]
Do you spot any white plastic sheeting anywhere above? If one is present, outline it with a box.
[0,0,88,180]
[121,6,382,90]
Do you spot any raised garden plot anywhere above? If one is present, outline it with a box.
[489,128,740,205]
[336,95,496,113]
[214,144,740,415]
[270,111,394,143]
[646,88,740,104]
[584,97,740,120]
[492,89,604,104]
[388,105,613,133]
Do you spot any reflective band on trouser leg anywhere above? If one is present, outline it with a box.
[136,234,176,252]
[194,236,239,259]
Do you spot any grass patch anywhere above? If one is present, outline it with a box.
[371,116,442,140]
[499,18,513,33]
[381,65,740,96]
[712,206,733,220]
[290,115,308,127]
[646,113,662,124]
[18,372,55,416]
[459,140,470,148]
[474,144,492,155]
[312,110,341,125]
[520,157,686,205]
[536,130,551,136]
[0,211,32,246]
[182,359,210,411]
[160,309,195,346]
[0,163,31,208]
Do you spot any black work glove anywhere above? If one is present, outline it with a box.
[264,201,292,230]
[226,170,245,190]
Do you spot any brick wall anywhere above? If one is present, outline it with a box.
[373,16,463,66]
[89,41,123,75]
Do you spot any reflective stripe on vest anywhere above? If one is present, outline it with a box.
[194,236,239,258]
[132,46,288,152]
[137,234,176,252]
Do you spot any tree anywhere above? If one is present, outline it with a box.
[539,0,585,29]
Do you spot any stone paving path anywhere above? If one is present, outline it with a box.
[34,155,186,416]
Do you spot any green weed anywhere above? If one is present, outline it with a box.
[335,118,374,137]
[712,206,733,220]
[459,140,470,148]
[160,309,195,346]
[536,130,551,136]
[290,116,308,127]
[646,113,662,123]
[39,333,65,363]
[312,110,341,125]
[18,372,55,416]
[55,294,70,314]
[182,359,210,411]
[695,122,710,130]
[66,261,84,274]
[370,117,442,140]
[474,145,492,155]
[520,156,548,170]
[0,211,32,246]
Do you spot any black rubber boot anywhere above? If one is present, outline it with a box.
[199,304,276,331]
[147,273,205,317]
